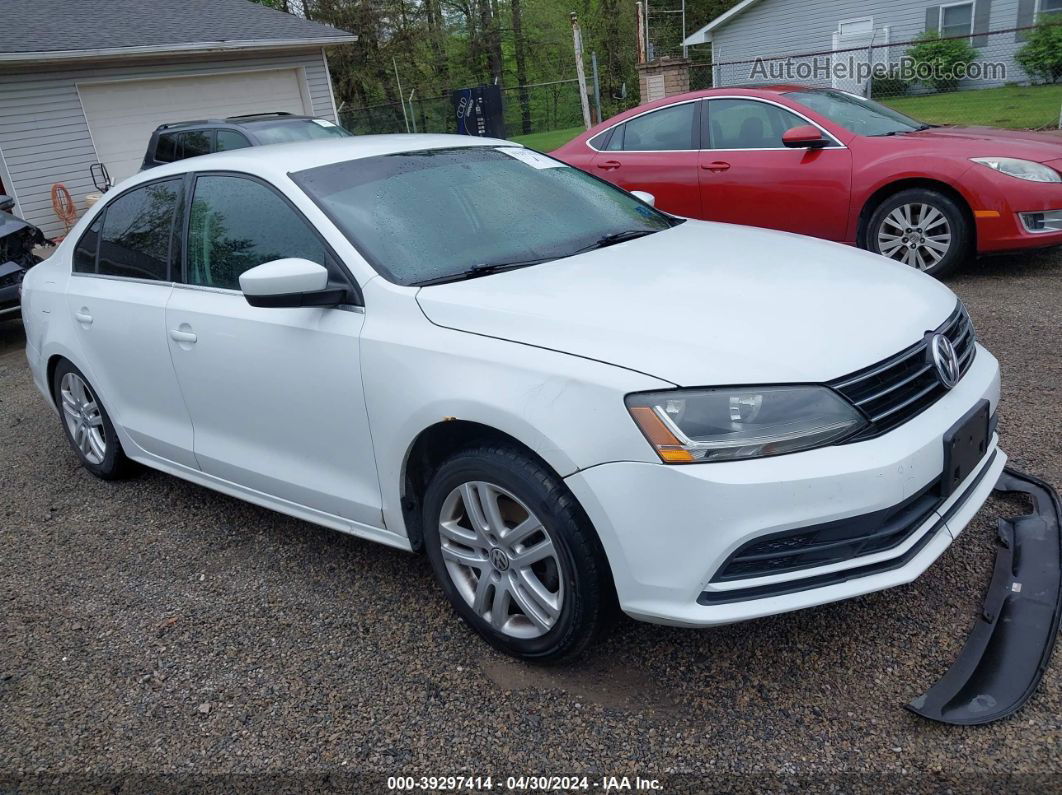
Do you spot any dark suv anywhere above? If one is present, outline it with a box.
[141,112,351,170]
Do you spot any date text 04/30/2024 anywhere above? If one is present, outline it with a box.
[387,776,663,791]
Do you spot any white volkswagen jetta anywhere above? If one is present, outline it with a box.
[22,135,1004,661]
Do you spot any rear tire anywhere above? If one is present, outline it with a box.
[52,359,133,480]
[422,444,616,663]
[865,188,971,278]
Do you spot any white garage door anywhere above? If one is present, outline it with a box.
[79,69,311,184]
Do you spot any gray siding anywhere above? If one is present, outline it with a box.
[708,0,1026,89]
[0,49,336,239]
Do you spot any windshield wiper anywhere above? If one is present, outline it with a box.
[412,229,661,286]
[570,228,659,255]
[412,257,554,286]
[872,124,935,137]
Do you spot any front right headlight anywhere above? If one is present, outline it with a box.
[971,157,1061,183]
[626,385,866,463]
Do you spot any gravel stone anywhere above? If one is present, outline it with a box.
[0,249,1059,785]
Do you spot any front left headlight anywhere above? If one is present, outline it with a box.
[626,386,866,463]
[971,157,1061,183]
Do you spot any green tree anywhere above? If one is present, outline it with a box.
[905,31,979,92]
[1016,17,1062,84]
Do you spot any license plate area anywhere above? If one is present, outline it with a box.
[942,399,990,497]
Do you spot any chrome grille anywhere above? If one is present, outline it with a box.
[831,303,976,439]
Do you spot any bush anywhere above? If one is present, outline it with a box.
[1016,18,1062,84]
[870,66,909,98]
[905,31,979,92]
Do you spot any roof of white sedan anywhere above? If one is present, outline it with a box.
[123,134,516,190]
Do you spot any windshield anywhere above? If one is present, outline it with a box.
[293,146,676,285]
[250,119,352,144]
[783,89,927,136]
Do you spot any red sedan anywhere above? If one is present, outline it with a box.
[552,86,1062,277]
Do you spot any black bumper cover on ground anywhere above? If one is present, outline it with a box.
[907,467,1062,725]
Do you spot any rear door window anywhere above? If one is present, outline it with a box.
[96,179,181,280]
[156,130,214,163]
[178,130,213,158]
[73,216,102,273]
[216,130,252,151]
[618,103,696,151]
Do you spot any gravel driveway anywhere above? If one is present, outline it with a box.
[1,249,1060,791]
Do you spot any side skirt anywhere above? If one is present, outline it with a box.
[127,448,413,554]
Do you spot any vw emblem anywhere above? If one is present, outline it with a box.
[929,333,961,389]
[488,547,510,572]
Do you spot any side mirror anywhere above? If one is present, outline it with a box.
[630,190,656,207]
[782,125,829,149]
[239,258,345,308]
[0,195,14,213]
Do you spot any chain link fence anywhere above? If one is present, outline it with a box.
[710,26,1062,130]
[339,79,592,140]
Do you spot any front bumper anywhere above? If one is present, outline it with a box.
[961,161,1062,253]
[565,343,1002,626]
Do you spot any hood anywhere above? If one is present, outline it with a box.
[416,221,958,386]
[908,126,1062,163]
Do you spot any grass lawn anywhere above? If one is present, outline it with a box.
[882,84,1062,129]
[508,126,585,152]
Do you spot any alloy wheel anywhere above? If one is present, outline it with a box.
[876,202,952,271]
[438,481,564,639]
[60,372,107,465]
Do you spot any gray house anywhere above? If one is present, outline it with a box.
[683,0,1060,91]
[0,0,355,238]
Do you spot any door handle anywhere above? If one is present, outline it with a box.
[701,161,731,172]
[169,329,197,344]
[596,160,622,171]
[74,309,93,326]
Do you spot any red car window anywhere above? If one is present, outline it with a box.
[708,99,806,149]
[614,103,697,151]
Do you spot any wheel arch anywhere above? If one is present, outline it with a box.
[45,352,74,403]
[399,419,572,552]
[856,178,976,250]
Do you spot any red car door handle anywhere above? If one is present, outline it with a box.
[702,161,731,172]
[597,160,622,171]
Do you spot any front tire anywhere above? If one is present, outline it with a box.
[422,445,615,662]
[52,359,133,480]
[866,188,971,278]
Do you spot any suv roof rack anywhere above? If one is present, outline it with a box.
[156,112,297,131]
[227,111,295,119]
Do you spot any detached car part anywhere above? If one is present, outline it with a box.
[908,467,1062,725]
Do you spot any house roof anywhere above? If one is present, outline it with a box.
[0,0,356,64]
[683,0,763,46]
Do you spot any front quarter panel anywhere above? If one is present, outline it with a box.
[358,278,672,538]
[849,143,981,239]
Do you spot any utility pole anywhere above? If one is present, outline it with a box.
[570,12,592,130]
[393,56,410,133]
[681,0,688,58]
[636,2,647,64]
[591,51,602,125]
